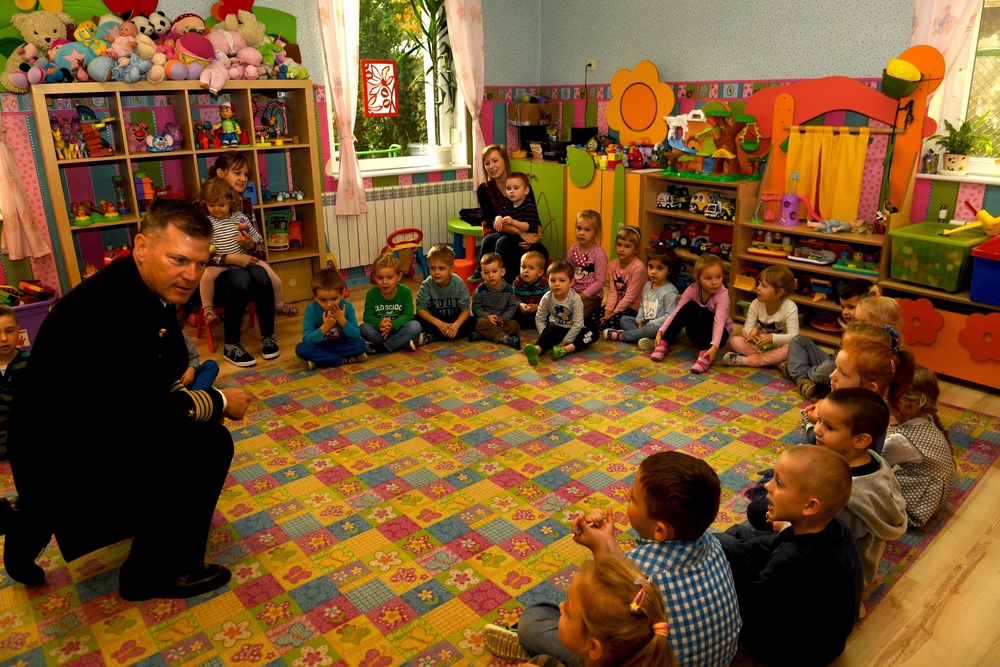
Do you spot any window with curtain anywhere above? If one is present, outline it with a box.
[966,0,1000,155]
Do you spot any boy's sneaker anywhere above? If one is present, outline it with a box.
[468,268,482,282]
[407,339,418,351]
[365,341,378,355]
[524,343,539,366]
[418,332,434,346]
[779,360,791,380]
[202,306,220,328]
[797,378,817,400]
[502,334,521,350]
[603,329,623,341]
[306,360,317,370]
[637,337,656,352]
[722,352,746,366]
[551,346,567,360]
[342,353,367,364]
[224,344,257,367]
[261,336,280,359]
[691,351,712,374]
[275,303,298,316]
[469,331,483,342]
[482,623,531,662]
[650,342,668,361]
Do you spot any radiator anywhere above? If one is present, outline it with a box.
[325,181,477,269]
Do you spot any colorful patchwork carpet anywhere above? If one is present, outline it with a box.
[1,341,998,667]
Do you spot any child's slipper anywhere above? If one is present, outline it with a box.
[650,343,668,362]
[524,343,539,366]
[691,351,712,374]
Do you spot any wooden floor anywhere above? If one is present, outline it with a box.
[193,281,1000,667]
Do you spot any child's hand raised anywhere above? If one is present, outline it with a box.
[804,403,819,424]
[572,507,616,556]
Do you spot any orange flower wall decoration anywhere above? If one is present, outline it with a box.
[957,312,1000,362]
[897,298,944,345]
[607,61,676,145]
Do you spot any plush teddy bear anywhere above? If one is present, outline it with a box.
[221,9,269,49]
[206,27,247,59]
[2,10,74,93]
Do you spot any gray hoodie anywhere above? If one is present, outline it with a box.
[837,450,908,585]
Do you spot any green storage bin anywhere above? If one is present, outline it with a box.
[888,222,987,292]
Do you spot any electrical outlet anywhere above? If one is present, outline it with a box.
[586,60,595,71]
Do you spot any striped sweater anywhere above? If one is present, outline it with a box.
[471,281,519,321]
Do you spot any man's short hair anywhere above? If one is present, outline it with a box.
[312,268,345,295]
[140,198,212,241]
[638,451,721,540]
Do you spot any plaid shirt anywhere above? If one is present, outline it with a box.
[628,532,742,667]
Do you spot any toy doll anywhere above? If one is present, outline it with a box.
[213,102,240,146]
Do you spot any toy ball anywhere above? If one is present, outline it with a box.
[185,62,204,81]
[164,59,188,80]
[521,94,531,103]
[886,58,920,82]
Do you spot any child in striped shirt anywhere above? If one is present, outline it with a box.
[512,250,549,330]
[471,252,520,349]
[196,179,292,326]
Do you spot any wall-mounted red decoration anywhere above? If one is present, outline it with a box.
[362,60,399,118]
[958,312,1000,362]
[897,298,944,346]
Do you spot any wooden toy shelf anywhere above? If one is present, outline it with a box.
[31,80,324,303]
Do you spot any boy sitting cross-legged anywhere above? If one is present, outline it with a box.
[295,268,368,370]
[361,252,423,354]
[812,387,907,586]
[483,451,742,667]
[471,252,521,349]
[524,259,596,365]
[716,446,864,667]
[415,244,474,345]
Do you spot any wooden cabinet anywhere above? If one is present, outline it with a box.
[565,166,644,259]
[510,158,566,260]
[31,80,324,304]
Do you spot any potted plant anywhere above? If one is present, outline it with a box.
[928,114,993,172]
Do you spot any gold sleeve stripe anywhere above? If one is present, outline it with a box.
[188,389,216,421]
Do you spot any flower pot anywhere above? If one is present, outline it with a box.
[941,153,970,172]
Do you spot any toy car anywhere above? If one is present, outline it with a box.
[689,190,725,215]
[704,198,735,221]
[660,185,690,209]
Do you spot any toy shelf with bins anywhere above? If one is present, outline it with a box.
[32,80,324,304]
[730,217,889,347]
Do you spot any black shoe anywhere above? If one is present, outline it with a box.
[469,331,483,342]
[502,334,521,350]
[418,332,434,346]
[119,563,232,602]
[468,268,482,282]
[223,344,257,367]
[261,336,280,360]
[3,503,50,587]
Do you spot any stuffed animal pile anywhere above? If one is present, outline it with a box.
[0,8,309,95]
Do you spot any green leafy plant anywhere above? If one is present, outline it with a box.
[404,0,456,144]
[929,114,994,156]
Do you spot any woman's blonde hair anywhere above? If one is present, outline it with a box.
[855,295,901,328]
[482,144,510,183]
[575,558,677,667]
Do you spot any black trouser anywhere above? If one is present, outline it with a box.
[661,300,730,351]
[416,314,476,339]
[214,264,275,346]
[495,235,548,277]
[536,324,596,352]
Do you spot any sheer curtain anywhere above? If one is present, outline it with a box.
[444,0,486,187]
[912,0,980,112]
[318,0,367,214]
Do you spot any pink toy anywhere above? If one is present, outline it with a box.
[199,50,230,95]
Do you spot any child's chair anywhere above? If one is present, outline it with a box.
[195,303,257,353]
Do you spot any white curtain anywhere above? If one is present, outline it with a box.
[318,0,367,214]
[912,0,980,106]
[444,0,486,188]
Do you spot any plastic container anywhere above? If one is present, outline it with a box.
[888,222,987,292]
[970,235,1000,306]
[13,300,51,350]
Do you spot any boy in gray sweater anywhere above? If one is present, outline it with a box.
[471,252,520,349]
[415,244,474,345]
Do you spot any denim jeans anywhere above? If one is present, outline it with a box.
[786,335,836,385]
[360,320,421,352]
[620,316,661,344]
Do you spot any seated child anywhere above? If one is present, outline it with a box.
[295,268,368,369]
[181,331,220,390]
[723,265,799,368]
[853,294,901,328]
[471,252,521,349]
[513,250,549,330]
[651,254,731,374]
[525,260,595,365]
[486,451,741,667]
[415,244,474,344]
[0,304,29,462]
[472,171,540,281]
[361,252,422,354]
[883,366,956,529]
[195,178,297,326]
[600,227,645,331]
[716,446,863,667]
[812,387,907,586]
[568,210,608,331]
[484,557,676,667]
[604,247,679,350]
[784,278,877,399]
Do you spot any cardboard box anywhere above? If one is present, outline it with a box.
[507,103,558,127]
